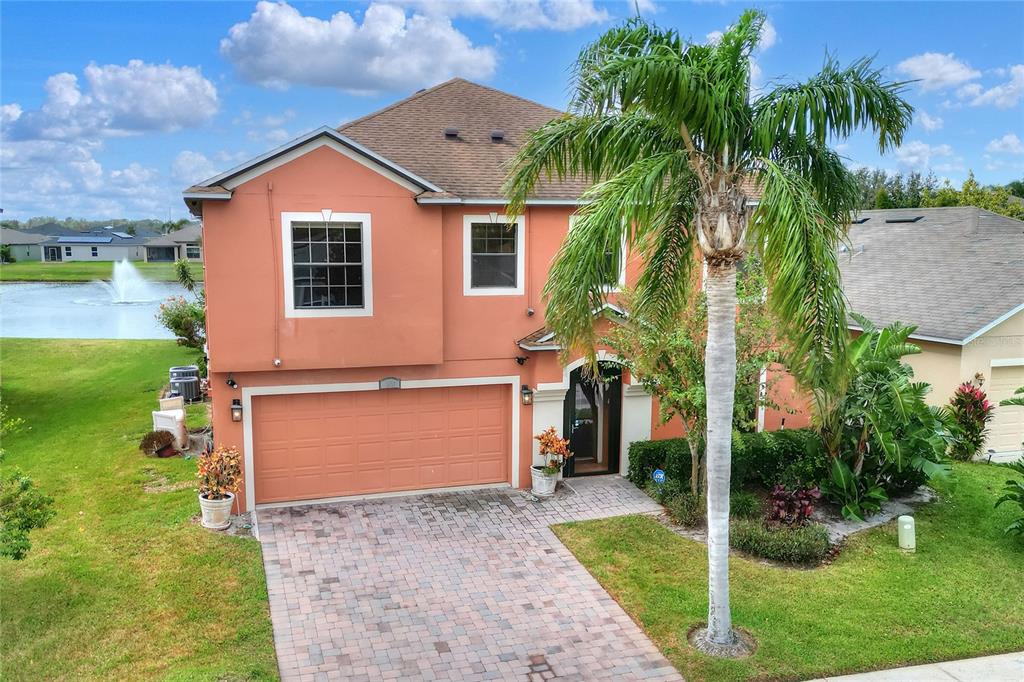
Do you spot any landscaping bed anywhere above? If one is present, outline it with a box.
[0,260,203,282]
[553,462,1024,682]
[0,339,276,680]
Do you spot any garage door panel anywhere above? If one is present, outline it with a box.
[989,366,1024,453]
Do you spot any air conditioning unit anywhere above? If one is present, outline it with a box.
[170,376,200,403]
[169,365,199,381]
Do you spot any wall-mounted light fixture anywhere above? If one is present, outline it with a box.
[231,398,243,422]
[520,384,534,406]
[515,356,528,366]
[225,374,238,389]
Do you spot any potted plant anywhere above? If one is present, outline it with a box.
[532,427,572,498]
[196,446,241,529]
[139,430,177,458]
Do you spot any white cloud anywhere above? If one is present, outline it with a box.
[5,60,218,141]
[631,0,658,15]
[706,30,723,45]
[405,0,609,30]
[986,133,1024,155]
[965,64,1024,109]
[172,150,220,186]
[897,52,980,92]
[917,110,943,132]
[893,140,958,172]
[220,1,497,94]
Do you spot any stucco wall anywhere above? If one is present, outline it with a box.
[904,339,964,406]
[4,243,41,261]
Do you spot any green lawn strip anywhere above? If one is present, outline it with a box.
[553,463,1023,682]
[0,339,276,681]
[0,261,204,282]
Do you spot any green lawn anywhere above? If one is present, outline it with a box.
[0,339,276,681]
[554,463,1024,682]
[0,260,203,282]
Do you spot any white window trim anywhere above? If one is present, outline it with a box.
[463,214,526,296]
[281,210,373,318]
[568,215,626,292]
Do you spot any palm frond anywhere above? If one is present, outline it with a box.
[752,54,913,156]
[768,134,860,219]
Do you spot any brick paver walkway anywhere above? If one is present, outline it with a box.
[258,476,682,681]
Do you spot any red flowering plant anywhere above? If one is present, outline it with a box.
[948,382,995,461]
[767,485,821,527]
[196,446,242,500]
[535,427,573,475]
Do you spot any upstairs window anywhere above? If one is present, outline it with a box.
[463,215,525,296]
[282,212,373,318]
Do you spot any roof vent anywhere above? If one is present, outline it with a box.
[444,127,459,139]
[885,215,923,223]
[490,130,506,142]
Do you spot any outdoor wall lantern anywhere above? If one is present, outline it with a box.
[231,399,243,422]
[521,384,534,406]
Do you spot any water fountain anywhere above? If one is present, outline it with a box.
[95,258,156,304]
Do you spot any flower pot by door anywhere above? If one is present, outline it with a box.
[531,465,558,498]
[199,492,235,529]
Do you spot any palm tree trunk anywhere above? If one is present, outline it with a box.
[688,436,701,496]
[704,261,738,645]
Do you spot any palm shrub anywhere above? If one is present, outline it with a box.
[995,461,1024,536]
[157,258,207,376]
[505,10,910,652]
[948,382,995,461]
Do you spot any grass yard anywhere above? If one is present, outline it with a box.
[0,260,204,282]
[554,463,1024,682]
[0,339,276,681]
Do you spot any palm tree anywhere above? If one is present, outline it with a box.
[505,10,911,655]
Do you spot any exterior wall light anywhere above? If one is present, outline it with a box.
[521,384,534,406]
[231,398,243,422]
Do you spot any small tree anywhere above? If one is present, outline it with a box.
[923,172,1024,220]
[948,380,995,461]
[607,259,778,496]
[157,259,207,375]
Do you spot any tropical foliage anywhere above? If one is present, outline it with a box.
[196,446,242,501]
[948,381,995,461]
[811,316,951,520]
[535,427,573,475]
[157,258,207,375]
[505,9,910,651]
[767,485,821,527]
[606,258,777,496]
[995,461,1024,536]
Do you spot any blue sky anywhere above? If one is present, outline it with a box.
[2,1,1022,220]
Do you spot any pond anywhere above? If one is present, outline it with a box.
[1,280,190,340]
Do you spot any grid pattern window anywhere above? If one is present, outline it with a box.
[186,245,201,259]
[64,246,72,256]
[91,247,98,257]
[290,221,364,309]
[470,222,518,288]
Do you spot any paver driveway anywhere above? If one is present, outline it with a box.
[257,475,683,681]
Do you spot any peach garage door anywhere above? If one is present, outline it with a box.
[251,384,510,504]
[989,365,1024,454]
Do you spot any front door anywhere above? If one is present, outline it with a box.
[44,246,62,262]
[563,363,622,477]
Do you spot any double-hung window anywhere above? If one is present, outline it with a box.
[64,246,72,256]
[91,247,98,257]
[185,245,201,259]
[282,212,373,317]
[463,215,525,296]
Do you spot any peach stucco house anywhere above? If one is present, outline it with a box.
[184,79,682,512]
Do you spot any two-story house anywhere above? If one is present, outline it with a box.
[185,78,681,513]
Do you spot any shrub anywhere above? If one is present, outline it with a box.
[995,460,1024,536]
[196,446,242,500]
[628,438,692,488]
[730,518,832,564]
[767,485,821,527]
[666,492,704,528]
[139,430,176,456]
[644,477,685,504]
[730,491,762,519]
[948,382,995,461]
[0,469,55,560]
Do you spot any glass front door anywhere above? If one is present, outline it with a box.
[563,363,622,477]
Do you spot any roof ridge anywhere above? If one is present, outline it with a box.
[338,78,564,132]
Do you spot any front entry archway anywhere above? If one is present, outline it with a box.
[563,363,622,477]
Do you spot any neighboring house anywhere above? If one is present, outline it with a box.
[184,79,659,512]
[765,206,1024,455]
[0,228,50,261]
[144,223,203,262]
[46,226,156,262]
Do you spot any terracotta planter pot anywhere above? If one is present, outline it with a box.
[199,492,234,530]
[531,465,558,498]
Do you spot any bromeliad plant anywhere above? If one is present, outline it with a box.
[196,446,242,500]
[535,427,573,475]
[505,9,911,654]
[948,381,995,461]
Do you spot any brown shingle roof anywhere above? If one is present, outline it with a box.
[840,207,1024,343]
[339,78,589,201]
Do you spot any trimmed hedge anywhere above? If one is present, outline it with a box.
[627,428,829,491]
[730,519,832,564]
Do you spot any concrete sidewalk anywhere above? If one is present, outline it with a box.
[806,651,1023,681]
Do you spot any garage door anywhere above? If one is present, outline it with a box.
[252,384,511,504]
[988,366,1024,454]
